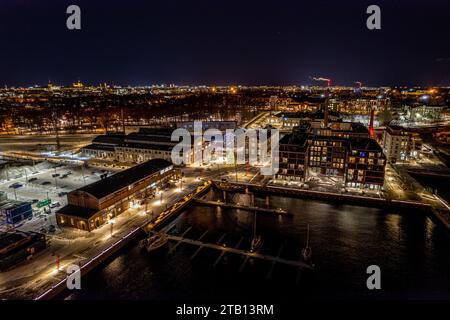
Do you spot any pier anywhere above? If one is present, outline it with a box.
[194,198,292,216]
[35,181,213,300]
[143,181,212,232]
[212,180,432,211]
[166,229,313,273]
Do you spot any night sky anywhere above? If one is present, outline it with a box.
[1,0,449,87]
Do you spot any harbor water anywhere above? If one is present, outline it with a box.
[66,190,450,300]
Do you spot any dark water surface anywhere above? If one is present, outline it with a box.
[67,191,450,300]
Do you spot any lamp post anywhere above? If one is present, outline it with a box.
[45,191,51,215]
[81,163,86,186]
[53,165,58,190]
[109,219,114,237]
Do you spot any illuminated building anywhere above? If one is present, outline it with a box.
[277,122,386,189]
[56,159,177,231]
[382,125,416,163]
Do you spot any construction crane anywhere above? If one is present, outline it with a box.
[312,77,331,87]
[312,77,332,127]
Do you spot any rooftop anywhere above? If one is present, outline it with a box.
[0,232,30,251]
[349,137,383,151]
[82,144,116,152]
[74,158,173,199]
[56,204,98,219]
[0,200,31,212]
[118,142,173,151]
[279,132,308,147]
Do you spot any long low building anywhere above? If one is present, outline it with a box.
[56,159,179,231]
[81,127,192,164]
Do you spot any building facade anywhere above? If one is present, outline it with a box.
[0,201,32,225]
[56,159,178,231]
[81,127,192,164]
[346,138,386,188]
[382,125,416,163]
[277,122,386,189]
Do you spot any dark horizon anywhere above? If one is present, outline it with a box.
[1,0,449,87]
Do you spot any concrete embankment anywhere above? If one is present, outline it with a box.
[35,181,213,300]
[35,226,145,300]
[214,181,430,210]
[213,181,450,230]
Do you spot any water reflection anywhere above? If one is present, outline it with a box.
[68,191,450,300]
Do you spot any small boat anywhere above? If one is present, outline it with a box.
[146,233,168,253]
[302,224,312,262]
[250,235,263,253]
[250,211,263,253]
[216,182,246,193]
[138,238,148,251]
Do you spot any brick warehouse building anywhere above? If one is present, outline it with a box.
[56,159,178,231]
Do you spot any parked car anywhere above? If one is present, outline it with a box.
[28,177,38,182]
[48,225,56,233]
[49,202,61,208]
[41,181,51,185]
[51,173,60,178]
[31,199,39,204]
[58,192,67,197]
[9,183,23,189]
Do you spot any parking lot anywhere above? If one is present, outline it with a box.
[0,160,112,233]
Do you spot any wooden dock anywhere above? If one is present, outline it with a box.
[194,198,292,216]
[166,233,312,270]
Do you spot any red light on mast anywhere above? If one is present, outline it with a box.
[369,109,375,138]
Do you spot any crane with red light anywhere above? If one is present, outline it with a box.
[312,77,332,127]
[313,77,331,87]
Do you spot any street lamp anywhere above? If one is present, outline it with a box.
[81,163,86,186]
[109,218,115,236]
